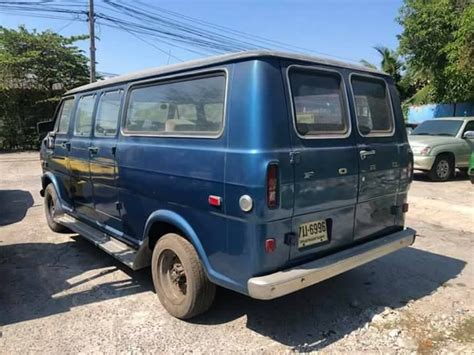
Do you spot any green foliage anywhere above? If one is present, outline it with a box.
[397,0,474,103]
[0,26,90,150]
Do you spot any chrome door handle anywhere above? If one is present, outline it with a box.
[88,146,99,155]
[360,149,376,160]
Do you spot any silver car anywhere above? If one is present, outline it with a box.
[409,117,474,181]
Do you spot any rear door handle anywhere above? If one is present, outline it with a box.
[360,149,376,160]
[88,146,99,155]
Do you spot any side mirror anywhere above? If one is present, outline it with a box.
[37,120,54,135]
[463,130,474,139]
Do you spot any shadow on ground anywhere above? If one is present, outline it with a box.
[0,236,153,326]
[0,190,34,226]
[414,170,470,182]
[192,247,465,351]
[0,232,465,351]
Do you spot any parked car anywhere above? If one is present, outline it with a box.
[408,117,474,181]
[38,51,415,319]
[406,122,418,135]
[469,152,474,184]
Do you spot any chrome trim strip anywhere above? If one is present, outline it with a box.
[348,72,396,138]
[120,67,229,140]
[247,228,416,300]
[286,64,352,140]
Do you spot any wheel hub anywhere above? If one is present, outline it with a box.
[437,160,449,178]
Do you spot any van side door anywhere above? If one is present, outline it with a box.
[285,65,359,261]
[90,89,124,233]
[69,94,97,219]
[49,97,75,206]
[349,74,403,240]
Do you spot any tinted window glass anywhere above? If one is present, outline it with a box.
[463,121,474,134]
[57,98,74,134]
[412,120,463,137]
[125,75,225,136]
[74,95,96,136]
[351,76,393,136]
[289,69,348,137]
[95,90,123,137]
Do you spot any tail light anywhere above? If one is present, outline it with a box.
[267,163,279,208]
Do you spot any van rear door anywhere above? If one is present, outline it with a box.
[349,74,402,240]
[285,65,359,261]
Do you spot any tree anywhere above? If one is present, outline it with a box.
[397,0,474,103]
[0,26,90,150]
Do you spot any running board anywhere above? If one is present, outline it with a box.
[55,214,139,269]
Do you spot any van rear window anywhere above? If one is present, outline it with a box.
[124,75,225,137]
[289,68,348,137]
[351,75,394,136]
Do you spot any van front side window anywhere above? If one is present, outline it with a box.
[351,75,393,136]
[289,68,348,137]
[56,98,74,134]
[74,95,96,136]
[124,75,225,136]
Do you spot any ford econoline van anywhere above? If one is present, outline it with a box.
[39,51,416,319]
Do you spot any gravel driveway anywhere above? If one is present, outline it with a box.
[0,152,473,353]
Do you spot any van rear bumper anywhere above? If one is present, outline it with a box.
[247,227,416,300]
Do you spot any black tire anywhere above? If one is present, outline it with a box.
[458,167,469,176]
[44,184,69,233]
[151,233,216,319]
[428,154,453,182]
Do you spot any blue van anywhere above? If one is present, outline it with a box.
[39,51,416,319]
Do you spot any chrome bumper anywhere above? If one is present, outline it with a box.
[247,228,416,300]
[413,155,435,171]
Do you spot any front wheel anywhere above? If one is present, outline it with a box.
[44,184,69,233]
[428,155,453,182]
[151,233,216,319]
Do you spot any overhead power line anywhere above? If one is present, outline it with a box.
[0,0,362,64]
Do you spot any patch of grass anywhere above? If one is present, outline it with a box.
[452,317,474,343]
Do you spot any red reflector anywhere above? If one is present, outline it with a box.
[267,163,279,208]
[265,238,276,253]
[208,195,221,207]
[402,203,409,213]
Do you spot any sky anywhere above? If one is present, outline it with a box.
[0,0,404,75]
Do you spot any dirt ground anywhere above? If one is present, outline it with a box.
[0,152,473,354]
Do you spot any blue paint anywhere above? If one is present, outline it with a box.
[408,102,474,123]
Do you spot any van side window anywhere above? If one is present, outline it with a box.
[74,94,96,136]
[351,75,394,136]
[289,68,348,137]
[56,98,74,134]
[95,90,123,137]
[124,74,225,136]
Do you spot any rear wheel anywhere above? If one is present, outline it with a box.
[428,154,453,181]
[151,233,216,319]
[44,184,69,233]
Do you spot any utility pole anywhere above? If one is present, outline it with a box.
[88,0,96,83]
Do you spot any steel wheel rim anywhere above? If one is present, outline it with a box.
[159,249,187,304]
[437,160,449,179]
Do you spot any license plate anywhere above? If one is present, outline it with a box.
[298,219,328,248]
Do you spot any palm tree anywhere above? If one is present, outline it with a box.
[360,46,405,98]
[373,46,402,83]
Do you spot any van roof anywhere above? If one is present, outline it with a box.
[65,50,387,95]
